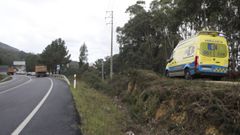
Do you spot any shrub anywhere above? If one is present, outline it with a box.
[81,70,111,91]
[108,69,240,135]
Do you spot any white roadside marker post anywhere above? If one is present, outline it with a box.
[74,74,76,89]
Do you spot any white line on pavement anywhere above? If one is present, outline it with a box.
[0,77,26,88]
[11,78,54,135]
[0,76,32,95]
[0,77,17,86]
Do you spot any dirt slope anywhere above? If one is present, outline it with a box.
[108,70,240,135]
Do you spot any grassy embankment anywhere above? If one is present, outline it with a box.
[0,74,4,80]
[69,70,240,135]
[0,74,7,81]
[70,81,128,135]
[83,70,240,135]
[109,70,240,135]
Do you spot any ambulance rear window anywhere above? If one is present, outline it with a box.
[200,43,227,58]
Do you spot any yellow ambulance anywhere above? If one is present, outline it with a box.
[165,31,229,80]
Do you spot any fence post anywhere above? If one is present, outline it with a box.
[74,74,76,89]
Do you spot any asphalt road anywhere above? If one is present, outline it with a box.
[0,75,80,135]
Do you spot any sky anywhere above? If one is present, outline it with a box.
[0,0,150,63]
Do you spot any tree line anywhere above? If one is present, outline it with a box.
[0,38,71,73]
[93,0,240,77]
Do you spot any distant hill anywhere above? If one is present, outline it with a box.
[0,42,27,65]
[0,42,19,52]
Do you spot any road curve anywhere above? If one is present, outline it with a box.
[0,75,80,135]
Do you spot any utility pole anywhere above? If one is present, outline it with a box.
[106,11,113,79]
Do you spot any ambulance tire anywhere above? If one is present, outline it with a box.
[212,76,222,81]
[165,70,170,78]
[184,69,192,80]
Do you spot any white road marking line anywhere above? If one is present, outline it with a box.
[11,78,54,135]
[0,78,25,88]
[0,75,31,87]
[0,77,17,86]
[0,76,32,95]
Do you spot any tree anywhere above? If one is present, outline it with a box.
[115,0,240,74]
[79,42,88,68]
[25,53,40,72]
[117,1,169,72]
[78,43,89,73]
[0,58,2,65]
[41,38,71,73]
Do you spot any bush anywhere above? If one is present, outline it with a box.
[107,69,240,135]
[71,68,240,134]
[81,70,111,91]
[107,74,129,96]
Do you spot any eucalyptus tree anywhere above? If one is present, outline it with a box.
[116,0,240,73]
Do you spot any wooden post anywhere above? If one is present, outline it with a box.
[74,74,76,89]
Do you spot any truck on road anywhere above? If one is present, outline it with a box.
[35,65,47,77]
[7,66,15,75]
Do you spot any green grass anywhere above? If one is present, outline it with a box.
[117,70,240,134]
[0,74,7,81]
[70,81,126,135]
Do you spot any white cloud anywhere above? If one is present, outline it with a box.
[0,0,150,63]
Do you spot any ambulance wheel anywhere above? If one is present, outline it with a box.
[212,77,222,81]
[165,70,170,77]
[184,69,192,80]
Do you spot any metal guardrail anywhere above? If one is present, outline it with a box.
[50,74,70,86]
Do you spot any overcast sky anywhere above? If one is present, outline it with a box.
[0,0,150,63]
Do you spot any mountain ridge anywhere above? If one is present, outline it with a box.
[0,42,25,65]
[0,42,19,52]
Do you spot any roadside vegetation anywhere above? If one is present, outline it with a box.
[70,80,129,135]
[117,70,240,135]
[0,74,5,80]
[76,69,240,135]
[65,1,240,134]
[0,74,7,81]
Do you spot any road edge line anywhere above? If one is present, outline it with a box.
[11,78,54,135]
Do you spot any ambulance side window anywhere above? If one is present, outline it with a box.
[185,46,195,57]
[168,51,175,62]
[170,51,175,59]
